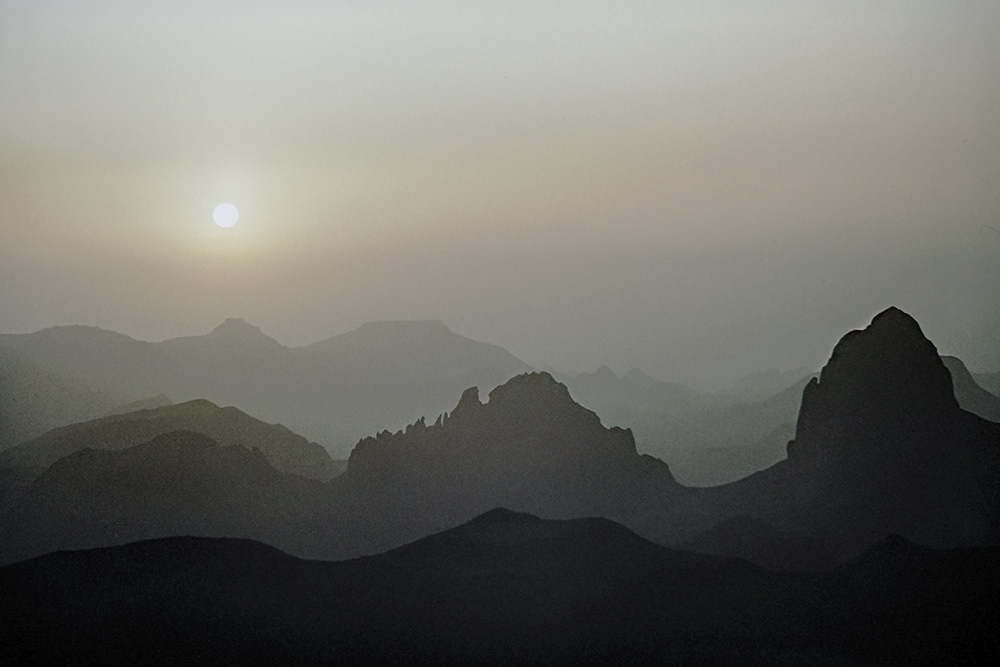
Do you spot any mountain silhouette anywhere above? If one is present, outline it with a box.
[336,372,682,547]
[667,307,1000,564]
[4,308,997,572]
[0,319,533,456]
[159,318,285,357]
[0,431,328,566]
[0,398,336,509]
[3,512,997,664]
[791,307,959,449]
[0,372,681,563]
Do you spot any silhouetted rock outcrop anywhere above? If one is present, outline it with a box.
[665,307,1000,565]
[790,307,958,457]
[340,372,682,539]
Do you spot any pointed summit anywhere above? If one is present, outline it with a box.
[792,307,958,448]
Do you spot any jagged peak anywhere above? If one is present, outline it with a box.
[452,386,482,415]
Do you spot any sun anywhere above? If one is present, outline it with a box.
[213,203,239,227]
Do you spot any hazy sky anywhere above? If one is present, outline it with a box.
[2,1,999,387]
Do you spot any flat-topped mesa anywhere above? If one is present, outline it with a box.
[790,307,959,455]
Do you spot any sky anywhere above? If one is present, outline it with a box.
[2,0,999,387]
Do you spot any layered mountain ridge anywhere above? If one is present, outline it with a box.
[1,306,997,571]
[3,513,997,665]
[0,319,532,456]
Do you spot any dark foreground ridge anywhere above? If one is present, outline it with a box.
[2,514,998,665]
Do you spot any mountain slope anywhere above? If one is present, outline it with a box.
[0,372,681,564]
[0,398,336,508]
[943,355,1000,422]
[0,349,126,451]
[0,431,327,566]
[2,513,997,665]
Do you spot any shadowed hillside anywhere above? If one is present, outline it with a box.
[0,349,134,451]
[0,399,336,509]
[943,355,1000,422]
[2,512,997,665]
[0,431,328,566]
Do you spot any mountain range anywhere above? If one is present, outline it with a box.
[0,319,530,458]
[3,510,997,665]
[5,315,995,489]
[0,398,337,511]
[2,305,999,661]
[2,306,998,570]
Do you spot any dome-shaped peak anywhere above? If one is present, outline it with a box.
[793,307,958,446]
[484,372,600,429]
[211,318,261,335]
[487,372,573,405]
